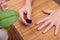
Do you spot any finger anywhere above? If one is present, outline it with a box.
[27,10,32,19]
[36,16,49,25]
[42,9,54,14]
[43,22,54,33]
[1,0,8,9]
[37,20,51,30]
[19,10,27,25]
[55,24,59,35]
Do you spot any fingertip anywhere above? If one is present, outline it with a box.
[42,9,51,14]
[42,9,46,12]
[36,28,39,31]
[54,33,57,36]
[20,19,28,25]
[42,9,47,12]
[24,23,28,25]
[42,31,46,34]
[54,32,58,36]
[35,23,39,25]
[37,28,40,30]
[22,20,28,25]
[22,21,28,25]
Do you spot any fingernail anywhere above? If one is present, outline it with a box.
[42,31,46,34]
[54,33,57,36]
[37,28,40,30]
[26,19,32,24]
[35,23,38,25]
[25,23,28,25]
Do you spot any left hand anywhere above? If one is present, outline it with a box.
[36,9,60,35]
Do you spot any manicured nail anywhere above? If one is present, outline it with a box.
[54,33,57,36]
[42,31,45,34]
[35,23,39,25]
[37,28,40,30]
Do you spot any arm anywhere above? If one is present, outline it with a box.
[25,0,32,6]
[19,0,33,25]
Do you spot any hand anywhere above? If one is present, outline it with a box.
[1,0,8,9]
[19,5,32,25]
[36,9,60,35]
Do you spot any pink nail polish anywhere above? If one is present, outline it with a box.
[54,33,57,36]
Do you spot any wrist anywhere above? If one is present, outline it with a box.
[25,0,32,7]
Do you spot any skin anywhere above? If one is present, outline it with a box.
[19,0,32,25]
[1,0,60,35]
[19,0,60,35]
[36,9,60,35]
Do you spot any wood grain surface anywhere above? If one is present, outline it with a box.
[8,25,23,40]
[8,0,60,40]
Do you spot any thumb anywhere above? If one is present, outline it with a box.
[27,11,32,20]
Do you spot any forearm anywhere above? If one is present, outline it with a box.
[25,0,32,6]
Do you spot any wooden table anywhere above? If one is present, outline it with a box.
[8,0,60,40]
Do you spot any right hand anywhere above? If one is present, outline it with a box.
[19,5,32,25]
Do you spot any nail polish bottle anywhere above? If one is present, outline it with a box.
[26,19,32,24]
